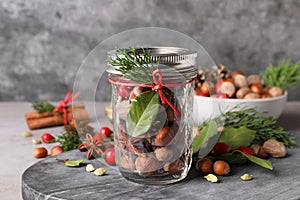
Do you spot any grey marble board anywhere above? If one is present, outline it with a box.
[22,136,300,200]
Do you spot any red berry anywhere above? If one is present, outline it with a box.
[236,146,253,155]
[92,134,103,143]
[216,93,229,99]
[100,127,112,138]
[41,133,55,143]
[213,142,231,155]
[105,148,115,165]
[118,85,131,98]
[215,80,224,94]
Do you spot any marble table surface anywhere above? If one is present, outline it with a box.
[1,102,300,200]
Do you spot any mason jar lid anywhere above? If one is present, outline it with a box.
[107,47,197,82]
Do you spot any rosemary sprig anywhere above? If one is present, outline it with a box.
[32,101,55,113]
[261,60,300,91]
[219,108,296,148]
[57,125,82,151]
[108,47,157,84]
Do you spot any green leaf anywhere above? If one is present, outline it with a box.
[218,126,256,149]
[192,120,218,153]
[32,101,55,113]
[65,159,83,167]
[126,90,160,137]
[234,150,273,170]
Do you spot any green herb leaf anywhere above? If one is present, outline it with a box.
[57,125,83,151]
[220,107,296,147]
[126,90,160,137]
[218,126,256,149]
[261,60,300,91]
[234,150,273,170]
[65,159,83,167]
[32,101,55,113]
[192,120,218,153]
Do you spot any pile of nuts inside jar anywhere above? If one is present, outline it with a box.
[194,64,284,99]
[114,85,190,179]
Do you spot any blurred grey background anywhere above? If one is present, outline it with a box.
[1,0,300,101]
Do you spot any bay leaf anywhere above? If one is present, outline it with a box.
[236,150,273,170]
[192,120,218,154]
[126,90,160,137]
[218,126,256,149]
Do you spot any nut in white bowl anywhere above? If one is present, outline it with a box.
[193,92,287,125]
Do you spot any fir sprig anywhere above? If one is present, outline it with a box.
[32,101,55,113]
[57,125,82,151]
[219,108,296,148]
[108,47,157,84]
[261,60,300,91]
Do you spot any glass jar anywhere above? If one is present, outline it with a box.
[107,47,197,184]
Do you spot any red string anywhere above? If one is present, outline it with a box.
[53,91,80,124]
[151,69,181,115]
[108,69,190,115]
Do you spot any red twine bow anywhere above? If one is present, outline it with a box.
[53,90,80,124]
[151,69,181,115]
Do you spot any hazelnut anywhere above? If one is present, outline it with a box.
[195,158,213,174]
[268,86,283,97]
[236,87,250,99]
[263,139,286,158]
[163,159,184,175]
[231,70,244,78]
[234,74,248,88]
[50,145,63,156]
[250,83,263,94]
[213,160,230,176]
[135,154,162,173]
[244,92,260,99]
[154,147,175,162]
[218,81,236,97]
[152,126,175,146]
[32,147,48,158]
[260,93,271,98]
[200,81,214,96]
[247,74,264,86]
[250,144,267,158]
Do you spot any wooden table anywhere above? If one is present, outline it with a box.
[1,102,300,199]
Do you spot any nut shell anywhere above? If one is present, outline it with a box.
[219,81,236,97]
[268,86,283,97]
[247,74,264,86]
[244,92,260,99]
[250,144,267,158]
[32,147,48,158]
[213,160,230,176]
[135,154,162,173]
[195,158,212,174]
[236,87,250,99]
[154,147,175,162]
[152,126,175,146]
[263,139,286,158]
[50,145,63,156]
[234,74,248,88]
[163,159,185,175]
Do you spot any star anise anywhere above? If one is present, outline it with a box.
[82,133,104,159]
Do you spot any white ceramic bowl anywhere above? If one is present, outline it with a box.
[193,92,288,125]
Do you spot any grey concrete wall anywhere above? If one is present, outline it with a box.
[1,0,300,101]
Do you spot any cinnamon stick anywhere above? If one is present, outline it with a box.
[25,103,89,130]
